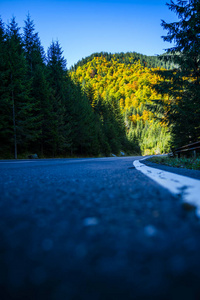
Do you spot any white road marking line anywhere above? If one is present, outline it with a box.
[134,158,200,217]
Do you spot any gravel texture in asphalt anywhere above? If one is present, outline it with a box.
[0,156,200,300]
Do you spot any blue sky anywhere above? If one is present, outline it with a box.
[0,0,177,68]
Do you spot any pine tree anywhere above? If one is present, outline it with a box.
[0,18,11,157]
[154,0,200,147]
[23,13,45,76]
[100,94,124,154]
[23,14,51,156]
[47,40,72,156]
[31,64,53,156]
[4,17,31,158]
[66,79,100,156]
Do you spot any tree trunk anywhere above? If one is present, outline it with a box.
[11,73,17,159]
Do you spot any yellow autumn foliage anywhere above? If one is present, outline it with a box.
[70,54,171,155]
[70,55,164,114]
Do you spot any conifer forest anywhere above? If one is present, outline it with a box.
[0,0,200,159]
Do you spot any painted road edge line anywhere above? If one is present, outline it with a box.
[133,157,200,217]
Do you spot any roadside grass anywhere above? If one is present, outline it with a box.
[148,156,200,170]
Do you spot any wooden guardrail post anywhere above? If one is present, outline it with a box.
[193,150,196,159]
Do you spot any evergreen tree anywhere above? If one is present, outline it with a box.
[0,18,11,157]
[23,14,51,156]
[100,94,123,154]
[47,40,72,156]
[4,17,31,158]
[31,64,53,156]
[153,0,200,147]
[23,13,45,76]
[66,79,100,156]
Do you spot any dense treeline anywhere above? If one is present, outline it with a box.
[0,15,138,158]
[71,51,174,71]
[71,55,171,155]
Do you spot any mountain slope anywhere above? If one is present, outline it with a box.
[70,51,173,71]
[70,52,171,155]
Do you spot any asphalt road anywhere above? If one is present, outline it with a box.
[1,156,200,300]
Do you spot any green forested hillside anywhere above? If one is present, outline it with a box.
[70,54,171,155]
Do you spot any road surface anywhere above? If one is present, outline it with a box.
[0,156,200,300]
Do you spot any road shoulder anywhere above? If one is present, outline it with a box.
[134,157,200,217]
[143,158,200,180]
